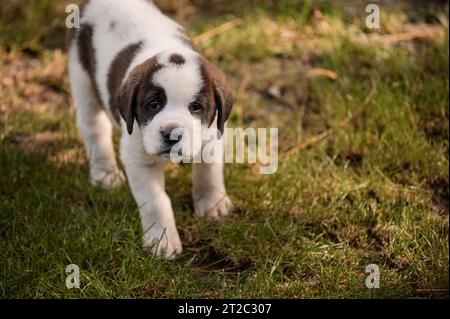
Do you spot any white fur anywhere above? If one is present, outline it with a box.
[141,51,204,158]
[68,0,231,259]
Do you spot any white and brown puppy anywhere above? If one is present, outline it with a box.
[67,0,233,259]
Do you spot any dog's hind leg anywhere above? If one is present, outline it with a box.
[68,45,125,189]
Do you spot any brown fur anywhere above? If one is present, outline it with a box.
[66,0,103,109]
[108,42,143,123]
[169,53,186,65]
[77,24,103,107]
[118,57,166,134]
[198,57,234,135]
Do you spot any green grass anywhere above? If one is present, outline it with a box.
[0,0,448,298]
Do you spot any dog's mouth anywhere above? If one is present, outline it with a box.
[157,148,183,156]
[157,148,172,155]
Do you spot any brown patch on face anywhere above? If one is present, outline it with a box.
[197,57,234,134]
[197,71,218,128]
[108,42,143,123]
[169,53,185,65]
[76,23,103,107]
[117,57,166,134]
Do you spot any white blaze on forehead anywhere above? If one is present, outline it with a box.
[152,52,203,106]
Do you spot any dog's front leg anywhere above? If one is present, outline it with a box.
[121,140,182,259]
[192,159,232,220]
[126,160,182,258]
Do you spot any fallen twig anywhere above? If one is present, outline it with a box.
[193,19,243,44]
[362,25,445,45]
[306,68,338,80]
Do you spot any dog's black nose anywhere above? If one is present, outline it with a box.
[161,126,182,145]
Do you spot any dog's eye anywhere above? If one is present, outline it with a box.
[148,99,160,110]
[190,101,203,113]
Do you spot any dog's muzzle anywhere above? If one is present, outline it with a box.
[160,126,183,153]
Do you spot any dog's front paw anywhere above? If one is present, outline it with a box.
[90,168,126,189]
[142,226,183,260]
[194,193,232,220]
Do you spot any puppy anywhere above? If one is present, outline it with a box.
[67,0,233,259]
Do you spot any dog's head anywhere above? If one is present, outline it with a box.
[118,50,233,159]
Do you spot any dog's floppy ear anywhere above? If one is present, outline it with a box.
[200,58,234,135]
[118,73,140,135]
[117,57,162,135]
[213,80,234,136]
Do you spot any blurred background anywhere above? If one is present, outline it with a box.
[0,0,448,298]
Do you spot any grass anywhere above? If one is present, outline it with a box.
[0,0,448,298]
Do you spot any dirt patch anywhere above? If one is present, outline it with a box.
[178,245,252,282]
[430,177,449,216]
[423,118,449,142]
[332,149,364,169]
[0,49,71,116]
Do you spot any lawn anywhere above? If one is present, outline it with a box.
[0,0,448,298]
